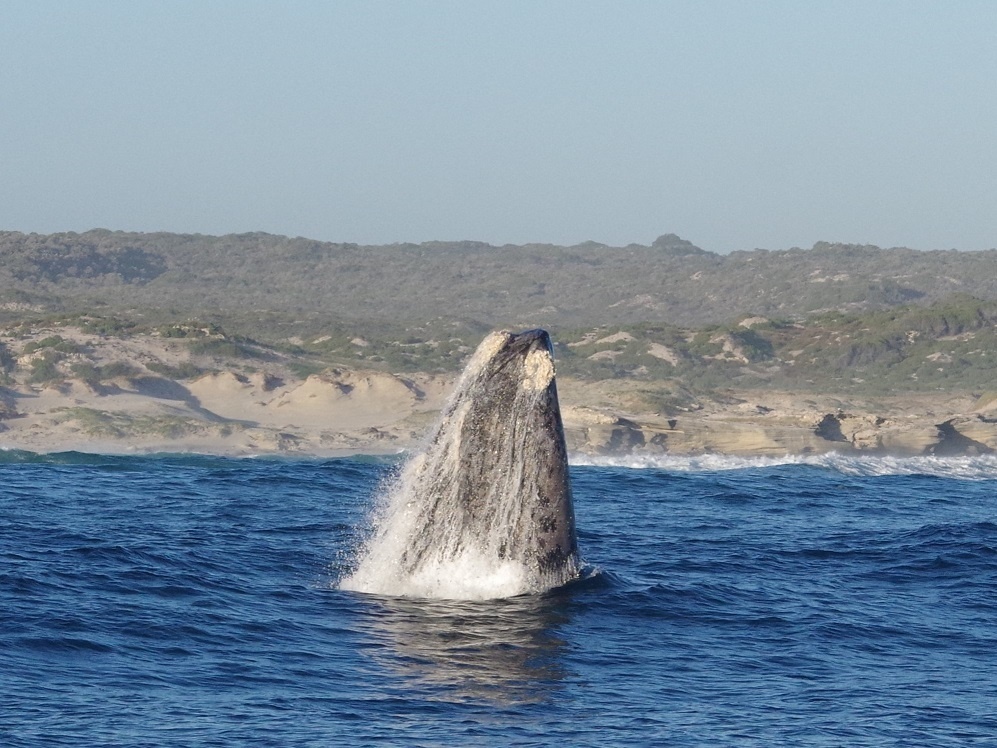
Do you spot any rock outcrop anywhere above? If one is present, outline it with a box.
[561,393,997,458]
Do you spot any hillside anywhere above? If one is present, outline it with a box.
[4,229,997,391]
[2,304,997,458]
[3,230,997,340]
[4,230,997,456]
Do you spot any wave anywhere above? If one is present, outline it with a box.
[570,451,997,480]
[6,446,995,481]
[0,448,403,468]
[0,449,252,469]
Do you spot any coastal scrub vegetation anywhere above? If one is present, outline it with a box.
[2,230,997,399]
[54,407,220,440]
[3,230,997,334]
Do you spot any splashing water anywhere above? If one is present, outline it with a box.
[340,330,580,600]
[573,450,997,480]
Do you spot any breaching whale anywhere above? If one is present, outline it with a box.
[341,328,580,599]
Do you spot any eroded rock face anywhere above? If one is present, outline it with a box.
[813,412,888,451]
[566,415,834,457]
[564,406,997,458]
[931,418,997,455]
[876,425,942,455]
[580,418,646,455]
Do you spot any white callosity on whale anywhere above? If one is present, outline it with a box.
[341,329,580,599]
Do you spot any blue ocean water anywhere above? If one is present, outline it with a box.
[2,450,996,746]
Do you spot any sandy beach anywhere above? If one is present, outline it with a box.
[3,320,997,458]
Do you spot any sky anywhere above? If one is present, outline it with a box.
[2,1,996,253]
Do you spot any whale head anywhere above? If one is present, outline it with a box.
[342,328,579,599]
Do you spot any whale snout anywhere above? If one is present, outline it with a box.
[510,328,552,351]
[464,328,558,393]
[498,330,556,390]
[499,329,554,360]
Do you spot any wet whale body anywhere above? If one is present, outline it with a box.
[341,329,580,599]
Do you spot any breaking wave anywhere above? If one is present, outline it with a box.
[571,451,997,480]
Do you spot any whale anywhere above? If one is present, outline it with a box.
[341,328,580,599]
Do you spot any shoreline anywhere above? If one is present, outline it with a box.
[2,382,996,460]
[3,318,997,462]
[2,325,995,460]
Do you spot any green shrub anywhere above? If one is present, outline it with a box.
[69,362,101,384]
[100,361,140,379]
[188,338,259,359]
[145,361,204,380]
[59,407,124,437]
[158,321,224,339]
[287,360,327,379]
[29,351,64,384]
[0,343,14,384]
[23,335,68,354]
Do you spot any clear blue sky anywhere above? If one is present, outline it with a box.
[2,1,995,252]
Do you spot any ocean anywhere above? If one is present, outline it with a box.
[2,450,996,746]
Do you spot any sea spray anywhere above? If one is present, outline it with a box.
[340,330,580,600]
[572,450,997,480]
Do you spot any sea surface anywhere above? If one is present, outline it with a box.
[2,450,996,746]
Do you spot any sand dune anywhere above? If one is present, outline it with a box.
[2,324,996,457]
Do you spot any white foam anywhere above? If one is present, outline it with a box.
[339,468,567,600]
[570,451,997,480]
[341,548,534,601]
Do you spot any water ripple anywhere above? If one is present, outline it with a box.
[2,454,996,745]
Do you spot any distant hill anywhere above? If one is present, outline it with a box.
[3,230,997,336]
[4,230,997,396]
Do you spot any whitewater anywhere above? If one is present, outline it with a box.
[574,449,997,480]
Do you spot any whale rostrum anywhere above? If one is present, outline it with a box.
[342,329,580,599]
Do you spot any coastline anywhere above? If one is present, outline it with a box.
[3,373,996,460]
[3,318,996,459]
